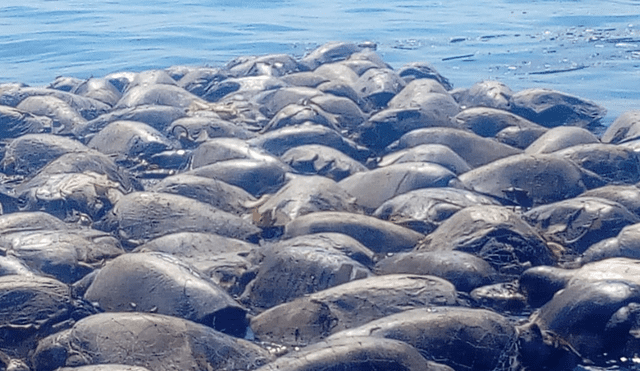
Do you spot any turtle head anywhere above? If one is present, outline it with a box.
[517,322,581,371]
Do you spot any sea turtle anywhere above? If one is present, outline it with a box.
[31,312,273,371]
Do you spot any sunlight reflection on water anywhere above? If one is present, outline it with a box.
[1,0,638,123]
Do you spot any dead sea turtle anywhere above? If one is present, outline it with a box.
[255,336,454,371]
[251,274,457,346]
[31,312,273,371]
[331,306,518,371]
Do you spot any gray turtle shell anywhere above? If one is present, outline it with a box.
[332,306,518,371]
[102,71,136,93]
[397,61,453,90]
[601,110,640,144]
[386,127,522,168]
[167,114,256,142]
[470,282,527,313]
[523,196,640,256]
[84,252,248,336]
[552,143,640,185]
[308,93,366,133]
[348,49,390,70]
[96,191,261,248]
[255,336,454,371]
[280,71,329,88]
[525,126,599,154]
[313,62,359,85]
[57,365,151,371]
[74,105,187,140]
[389,85,457,122]
[254,175,359,227]
[452,80,513,111]
[0,255,33,277]
[115,83,206,109]
[387,79,450,105]
[569,258,640,287]
[16,96,86,135]
[133,231,257,295]
[529,279,640,363]
[8,87,110,121]
[521,258,640,307]
[356,104,460,152]
[580,223,640,263]
[267,232,375,268]
[204,75,286,105]
[126,69,177,89]
[225,53,301,78]
[240,241,371,311]
[495,124,548,150]
[373,187,498,234]
[280,144,367,181]
[149,174,256,216]
[251,274,457,346]
[15,171,126,221]
[49,76,84,92]
[354,67,406,109]
[71,78,122,106]
[134,231,255,258]
[581,185,640,218]
[509,88,606,128]
[1,229,123,284]
[31,312,273,371]
[88,120,178,160]
[375,250,497,292]
[248,123,372,162]
[284,211,425,254]
[459,153,600,207]
[1,134,88,176]
[35,150,141,192]
[189,137,276,169]
[261,103,341,133]
[317,81,364,109]
[378,144,471,175]
[519,265,574,307]
[252,86,322,119]
[0,211,69,235]
[416,205,554,276]
[0,83,104,120]
[0,105,52,139]
[338,162,457,212]
[453,106,545,138]
[0,275,93,359]
[186,157,289,197]
[299,41,371,71]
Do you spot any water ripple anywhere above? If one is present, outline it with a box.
[0,0,639,122]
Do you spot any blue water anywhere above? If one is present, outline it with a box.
[1,0,639,124]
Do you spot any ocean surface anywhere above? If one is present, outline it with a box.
[1,0,639,125]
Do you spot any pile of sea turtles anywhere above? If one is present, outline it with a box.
[1,41,640,371]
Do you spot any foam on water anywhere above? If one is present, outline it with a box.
[1,0,639,124]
